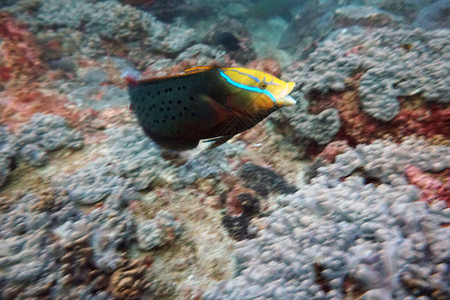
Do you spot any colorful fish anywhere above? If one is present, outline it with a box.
[126,66,296,150]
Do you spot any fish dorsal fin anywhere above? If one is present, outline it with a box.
[183,66,217,74]
[137,66,217,84]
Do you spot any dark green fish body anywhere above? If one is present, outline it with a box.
[127,67,296,150]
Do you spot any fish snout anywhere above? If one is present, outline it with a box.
[276,95,297,106]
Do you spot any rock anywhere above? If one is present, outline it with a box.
[413,0,450,30]
[239,162,297,197]
[335,5,402,27]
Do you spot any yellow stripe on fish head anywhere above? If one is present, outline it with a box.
[219,67,296,109]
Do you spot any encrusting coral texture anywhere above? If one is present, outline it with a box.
[205,140,450,299]
[280,27,449,148]
[0,1,448,299]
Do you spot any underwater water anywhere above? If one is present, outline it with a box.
[0,0,449,299]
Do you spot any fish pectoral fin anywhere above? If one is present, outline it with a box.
[202,135,234,150]
[198,94,232,125]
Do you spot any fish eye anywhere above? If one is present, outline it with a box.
[259,82,268,89]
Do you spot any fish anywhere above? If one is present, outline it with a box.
[126,66,296,150]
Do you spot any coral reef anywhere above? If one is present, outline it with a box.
[110,256,155,299]
[53,162,136,205]
[102,126,173,190]
[0,12,85,127]
[315,138,449,185]
[269,93,342,146]
[290,27,449,111]
[205,174,450,299]
[0,190,79,299]
[0,86,84,128]
[413,0,450,30]
[0,157,10,188]
[405,165,450,206]
[280,26,449,148]
[0,126,16,188]
[66,84,129,110]
[334,5,402,27]
[4,0,198,62]
[0,187,159,299]
[238,162,297,197]
[175,44,227,66]
[35,0,147,42]
[204,19,258,64]
[87,204,135,272]
[16,113,83,166]
[0,1,449,299]
[0,12,44,87]
[55,125,173,203]
[177,142,245,185]
[136,210,183,251]
[222,187,260,240]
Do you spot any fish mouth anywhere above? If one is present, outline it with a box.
[275,95,296,106]
[274,81,296,106]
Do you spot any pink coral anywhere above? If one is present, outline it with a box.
[307,76,450,148]
[405,165,449,207]
[225,185,256,217]
[316,140,350,163]
[0,86,83,129]
[0,12,44,86]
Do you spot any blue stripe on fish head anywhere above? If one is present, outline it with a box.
[219,71,277,104]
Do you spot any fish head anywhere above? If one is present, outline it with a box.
[219,67,296,110]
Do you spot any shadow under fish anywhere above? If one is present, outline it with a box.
[126,66,296,150]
